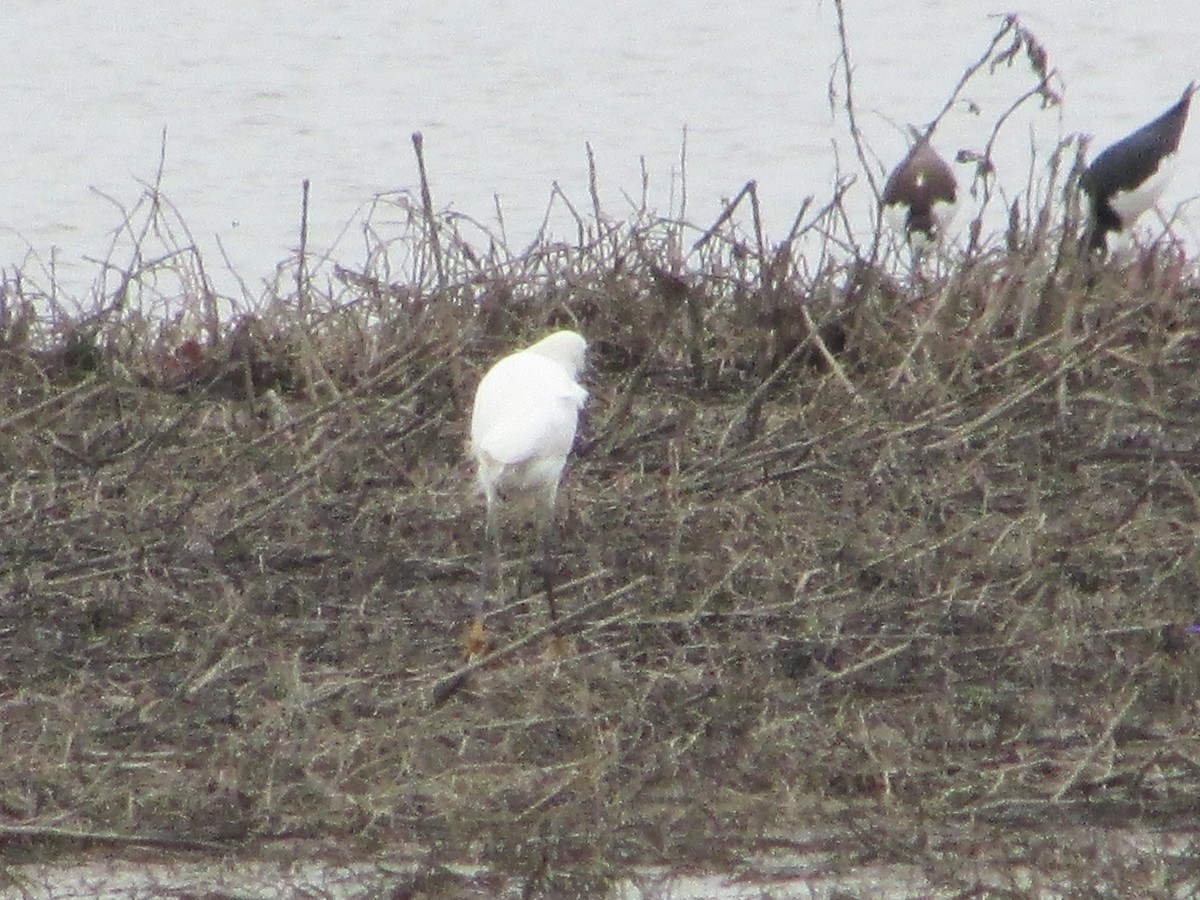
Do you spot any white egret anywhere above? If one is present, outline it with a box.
[468,330,589,645]
[1082,83,1195,254]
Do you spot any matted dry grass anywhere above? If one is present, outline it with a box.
[1,173,1199,896]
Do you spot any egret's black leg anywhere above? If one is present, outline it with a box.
[466,501,501,661]
[479,496,504,596]
[540,521,558,623]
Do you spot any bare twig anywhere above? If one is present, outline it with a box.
[296,177,311,308]
[431,574,648,707]
[0,823,226,853]
[411,131,445,286]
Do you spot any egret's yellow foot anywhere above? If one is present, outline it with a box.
[463,617,493,662]
[544,633,575,660]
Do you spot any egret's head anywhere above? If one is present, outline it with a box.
[526,330,588,379]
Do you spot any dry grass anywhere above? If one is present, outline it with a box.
[3,21,1200,895]
[1,172,1199,896]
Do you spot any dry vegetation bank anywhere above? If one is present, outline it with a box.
[1,178,1199,896]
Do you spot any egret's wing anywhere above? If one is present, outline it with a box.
[476,385,586,466]
[471,354,587,451]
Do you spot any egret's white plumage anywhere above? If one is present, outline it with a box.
[471,331,588,509]
[469,330,588,627]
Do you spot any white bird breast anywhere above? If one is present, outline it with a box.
[471,351,589,498]
[883,196,958,249]
[1109,152,1178,228]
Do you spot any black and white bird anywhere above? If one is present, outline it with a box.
[882,131,958,247]
[468,330,588,652]
[1081,82,1196,253]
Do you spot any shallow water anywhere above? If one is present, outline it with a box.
[3,1,1199,299]
[8,827,1196,899]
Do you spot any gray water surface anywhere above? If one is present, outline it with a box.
[3,0,1199,299]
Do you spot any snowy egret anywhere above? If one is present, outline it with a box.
[469,330,589,637]
[1081,83,1195,253]
[881,131,958,247]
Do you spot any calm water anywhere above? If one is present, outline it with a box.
[3,0,1199,301]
